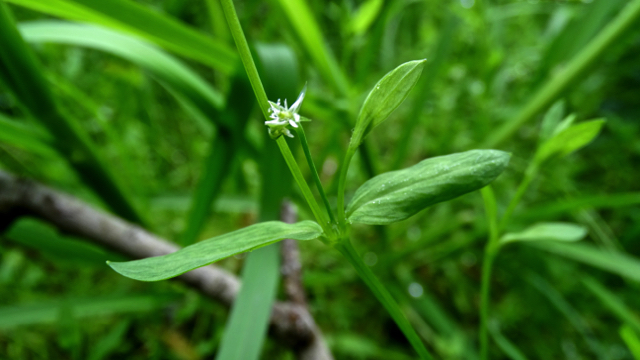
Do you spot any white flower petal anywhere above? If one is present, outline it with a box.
[290,84,307,114]
[289,119,299,128]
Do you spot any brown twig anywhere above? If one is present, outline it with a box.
[279,201,334,360]
[280,201,307,306]
[0,170,331,358]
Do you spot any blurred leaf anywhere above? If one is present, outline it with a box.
[88,320,130,360]
[529,242,640,283]
[488,321,529,360]
[535,119,605,163]
[391,15,458,169]
[549,114,577,138]
[539,100,565,142]
[108,221,323,281]
[326,333,415,360]
[346,150,510,225]
[0,295,176,329]
[0,114,57,157]
[483,0,640,147]
[350,60,426,149]
[582,277,640,334]
[620,325,640,360]
[179,71,255,245]
[6,0,238,74]
[500,222,587,245]
[216,245,280,360]
[274,0,348,95]
[351,0,383,36]
[19,21,228,129]
[5,218,125,265]
[539,0,627,78]
[520,193,640,220]
[0,5,143,223]
[526,272,604,357]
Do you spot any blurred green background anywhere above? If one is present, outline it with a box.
[1,0,640,359]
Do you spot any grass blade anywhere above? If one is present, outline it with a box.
[526,272,604,358]
[0,294,177,330]
[483,0,640,147]
[6,0,238,73]
[274,0,349,95]
[519,193,640,220]
[19,20,228,129]
[0,4,143,223]
[582,277,640,334]
[488,322,530,360]
[529,242,640,283]
[0,113,57,157]
[620,325,640,360]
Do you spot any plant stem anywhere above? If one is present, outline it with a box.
[480,246,497,360]
[219,0,270,117]
[480,186,500,360]
[334,239,433,360]
[336,147,356,227]
[276,137,332,235]
[499,164,537,231]
[220,0,333,237]
[295,125,336,224]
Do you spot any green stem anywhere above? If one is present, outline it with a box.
[220,0,333,237]
[479,246,497,360]
[480,186,500,360]
[499,164,537,231]
[276,137,332,235]
[334,239,433,360]
[336,147,356,227]
[482,0,640,148]
[295,125,336,224]
[219,0,270,118]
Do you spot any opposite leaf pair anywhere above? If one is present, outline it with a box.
[108,60,510,291]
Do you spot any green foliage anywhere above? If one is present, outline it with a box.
[535,119,605,163]
[108,221,323,281]
[500,222,587,245]
[5,0,238,73]
[2,0,640,358]
[350,59,426,149]
[347,150,510,225]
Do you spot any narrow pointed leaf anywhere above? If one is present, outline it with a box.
[620,325,640,360]
[346,149,510,225]
[539,100,565,142]
[535,119,605,164]
[500,222,587,245]
[108,221,323,281]
[0,114,57,157]
[6,0,238,74]
[351,0,383,35]
[350,59,426,149]
[19,21,228,130]
[530,242,640,283]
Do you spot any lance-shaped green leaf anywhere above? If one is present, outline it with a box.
[349,59,426,149]
[108,221,323,281]
[500,222,587,245]
[346,149,510,225]
[535,119,605,164]
[539,100,565,142]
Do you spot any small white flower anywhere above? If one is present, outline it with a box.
[265,85,310,139]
